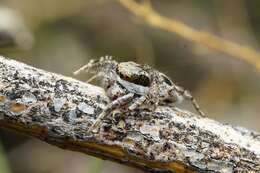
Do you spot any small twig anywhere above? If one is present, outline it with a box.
[117,0,260,71]
[0,56,259,172]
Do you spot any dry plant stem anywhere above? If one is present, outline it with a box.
[0,56,260,172]
[117,0,260,71]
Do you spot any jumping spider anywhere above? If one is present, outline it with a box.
[74,56,205,132]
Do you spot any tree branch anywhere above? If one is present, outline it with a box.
[0,56,259,172]
[117,0,260,71]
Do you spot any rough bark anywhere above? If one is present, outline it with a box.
[0,56,259,173]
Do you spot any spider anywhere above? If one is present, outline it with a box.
[74,56,205,132]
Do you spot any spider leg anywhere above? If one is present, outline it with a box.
[171,85,205,117]
[128,95,147,110]
[128,94,159,111]
[86,73,100,83]
[87,93,135,133]
[73,60,94,75]
[128,75,161,111]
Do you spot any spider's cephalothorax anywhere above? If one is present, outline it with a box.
[74,56,205,132]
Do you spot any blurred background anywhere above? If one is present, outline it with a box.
[0,0,260,173]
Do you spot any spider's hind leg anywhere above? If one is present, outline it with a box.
[171,85,205,117]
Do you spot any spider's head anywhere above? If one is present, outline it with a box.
[116,61,151,87]
[73,56,117,75]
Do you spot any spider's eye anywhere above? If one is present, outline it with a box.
[117,62,151,86]
[161,74,173,86]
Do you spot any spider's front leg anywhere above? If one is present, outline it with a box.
[128,80,160,111]
[73,56,114,77]
[128,95,147,110]
[128,94,159,111]
[87,93,135,133]
[85,73,101,83]
[73,59,96,76]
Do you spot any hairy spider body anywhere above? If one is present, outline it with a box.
[74,56,205,132]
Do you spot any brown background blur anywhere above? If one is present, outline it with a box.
[0,0,260,173]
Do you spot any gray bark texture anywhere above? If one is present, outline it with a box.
[0,56,259,173]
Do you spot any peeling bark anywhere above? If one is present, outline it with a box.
[0,56,259,173]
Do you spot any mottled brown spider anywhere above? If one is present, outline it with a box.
[74,56,205,132]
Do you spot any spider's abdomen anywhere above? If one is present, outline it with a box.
[116,62,151,87]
